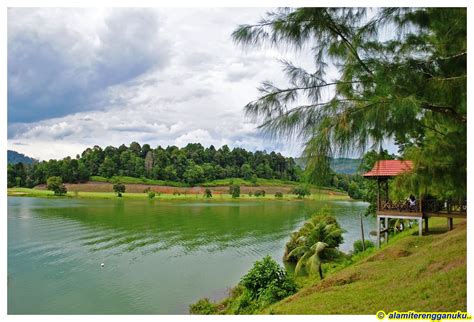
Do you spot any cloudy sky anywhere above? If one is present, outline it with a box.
[7,8,325,160]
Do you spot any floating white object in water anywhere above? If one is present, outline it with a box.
[101,263,105,267]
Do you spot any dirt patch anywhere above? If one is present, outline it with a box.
[292,272,361,300]
[366,248,412,262]
[426,257,466,274]
[36,182,312,195]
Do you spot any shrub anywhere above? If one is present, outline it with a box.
[46,176,67,196]
[204,188,212,198]
[173,191,181,196]
[143,187,151,193]
[241,256,297,301]
[250,175,258,185]
[148,191,156,199]
[254,189,266,197]
[189,298,218,315]
[292,185,311,198]
[353,239,375,254]
[275,192,283,198]
[229,185,240,198]
[113,182,125,197]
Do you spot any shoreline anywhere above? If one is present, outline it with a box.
[7,187,351,202]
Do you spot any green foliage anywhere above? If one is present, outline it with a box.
[292,185,310,198]
[148,191,156,199]
[352,239,375,254]
[254,189,266,197]
[229,185,240,198]
[275,191,283,198]
[7,143,302,188]
[204,188,212,198]
[113,182,126,197]
[234,8,466,199]
[189,298,218,315]
[46,176,67,196]
[189,257,297,315]
[240,256,297,307]
[284,212,344,278]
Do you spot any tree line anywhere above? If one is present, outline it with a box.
[7,142,302,188]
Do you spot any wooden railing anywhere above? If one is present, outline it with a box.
[422,199,467,214]
[378,198,466,214]
[378,199,421,213]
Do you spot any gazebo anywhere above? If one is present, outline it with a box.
[363,160,466,248]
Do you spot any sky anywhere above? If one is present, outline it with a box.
[7,7,394,161]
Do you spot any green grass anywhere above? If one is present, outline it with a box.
[263,218,467,314]
[7,187,349,201]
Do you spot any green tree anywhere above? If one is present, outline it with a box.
[284,214,344,279]
[233,8,466,197]
[240,163,254,180]
[46,176,67,196]
[229,185,240,198]
[204,188,212,198]
[113,182,126,197]
[292,185,311,198]
[183,163,205,185]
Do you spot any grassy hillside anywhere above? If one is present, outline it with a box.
[264,219,466,314]
[295,157,362,174]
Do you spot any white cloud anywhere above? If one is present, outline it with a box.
[8,8,312,161]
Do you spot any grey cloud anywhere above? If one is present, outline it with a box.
[8,8,170,124]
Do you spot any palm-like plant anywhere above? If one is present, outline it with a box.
[285,215,344,279]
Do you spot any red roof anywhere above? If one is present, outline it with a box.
[363,160,414,177]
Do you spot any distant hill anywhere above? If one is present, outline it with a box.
[330,158,362,174]
[7,150,37,164]
[295,157,362,175]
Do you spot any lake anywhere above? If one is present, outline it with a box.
[8,197,372,314]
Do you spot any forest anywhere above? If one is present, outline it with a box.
[7,142,303,188]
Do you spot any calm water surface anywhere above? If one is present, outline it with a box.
[8,197,372,314]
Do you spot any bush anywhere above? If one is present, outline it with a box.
[148,191,156,199]
[250,175,258,185]
[143,187,151,193]
[241,256,297,301]
[46,176,67,196]
[189,298,218,315]
[113,182,126,197]
[254,189,266,197]
[292,185,311,198]
[173,191,181,196]
[353,239,375,254]
[229,185,240,198]
[275,192,283,198]
[204,188,212,198]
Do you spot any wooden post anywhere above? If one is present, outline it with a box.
[377,216,381,248]
[418,218,423,236]
[384,217,389,244]
[424,217,429,233]
[447,217,453,230]
[377,179,380,211]
[360,213,366,251]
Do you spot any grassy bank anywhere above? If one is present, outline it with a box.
[263,218,466,314]
[7,187,349,201]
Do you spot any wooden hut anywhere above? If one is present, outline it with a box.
[363,160,466,248]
